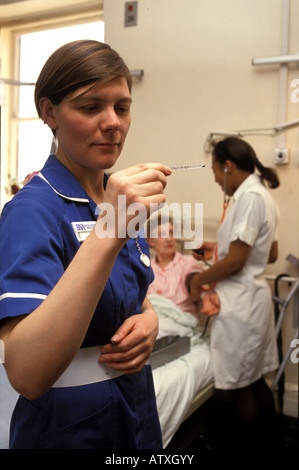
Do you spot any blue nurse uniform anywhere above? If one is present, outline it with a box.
[0,155,162,449]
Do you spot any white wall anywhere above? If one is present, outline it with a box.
[104,0,298,412]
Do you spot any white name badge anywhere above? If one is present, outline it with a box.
[72,221,96,242]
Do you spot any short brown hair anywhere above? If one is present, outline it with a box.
[34,40,132,118]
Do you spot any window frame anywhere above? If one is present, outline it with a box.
[0,8,103,209]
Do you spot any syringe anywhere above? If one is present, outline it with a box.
[170,164,205,171]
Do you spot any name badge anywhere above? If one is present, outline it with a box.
[72,221,96,242]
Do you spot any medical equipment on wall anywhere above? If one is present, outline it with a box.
[204,118,299,153]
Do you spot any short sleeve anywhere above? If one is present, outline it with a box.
[0,199,65,321]
[230,192,265,247]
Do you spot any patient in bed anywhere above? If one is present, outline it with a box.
[147,215,220,318]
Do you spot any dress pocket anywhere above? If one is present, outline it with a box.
[39,398,115,449]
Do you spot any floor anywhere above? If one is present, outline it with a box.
[167,391,298,450]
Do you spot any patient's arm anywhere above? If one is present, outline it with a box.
[200,291,220,316]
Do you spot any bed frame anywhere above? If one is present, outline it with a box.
[183,382,214,422]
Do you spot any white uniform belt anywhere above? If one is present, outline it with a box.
[53,346,123,388]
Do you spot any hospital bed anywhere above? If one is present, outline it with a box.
[148,294,214,448]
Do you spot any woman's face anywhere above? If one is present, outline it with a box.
[212,155,233,196]
[149,223,176,259]
[52,76,132,175]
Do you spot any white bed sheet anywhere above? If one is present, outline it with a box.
[149,294,214,448]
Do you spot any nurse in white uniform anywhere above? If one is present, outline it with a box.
[189,137,280,448]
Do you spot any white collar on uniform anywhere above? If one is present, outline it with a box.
[38,172,90,203]
[233,173,263,201]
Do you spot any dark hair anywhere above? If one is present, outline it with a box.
[34,40,132,119]
[212,137,280,189]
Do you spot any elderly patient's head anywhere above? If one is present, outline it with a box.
[147,216,177,265]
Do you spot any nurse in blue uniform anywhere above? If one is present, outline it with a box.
[0,40,172,449]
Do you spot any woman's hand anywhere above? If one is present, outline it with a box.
[96,163,172,243]
[200,292,220,316]
[99,307,159,374]
[192,241,216,261]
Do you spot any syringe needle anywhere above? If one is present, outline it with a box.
[170,164,205,171]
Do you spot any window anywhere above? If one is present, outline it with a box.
[17,21,104,181]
